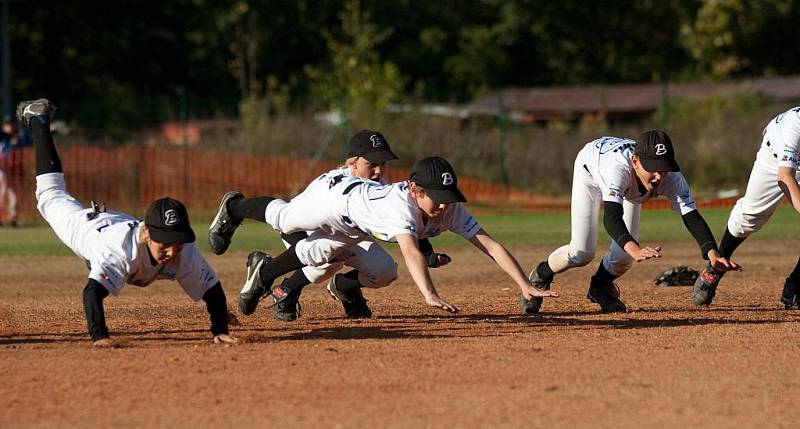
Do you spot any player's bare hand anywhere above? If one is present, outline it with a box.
[93,338,113,348]
[524,284,559,299]
[632,245,662,262]
[709,251,742,272]
[213,334,239,344]
[425,295,460,313]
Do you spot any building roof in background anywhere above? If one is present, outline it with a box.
[465,75,800,122]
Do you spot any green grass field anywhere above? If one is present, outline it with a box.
[1,206,797,257]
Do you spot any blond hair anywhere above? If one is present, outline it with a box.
[339,156,360,170]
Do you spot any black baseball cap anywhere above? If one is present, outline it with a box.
[634,129,680,172]
[144,197,196,244]
[409,156,467,204]
[347,130,398,164]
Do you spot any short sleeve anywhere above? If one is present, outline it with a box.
[447,204,481,240]
[599,165,629,204]
[662,173,697,215]
[88,254,128,295]
[175,244,219,301]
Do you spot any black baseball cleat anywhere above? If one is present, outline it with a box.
[520,261,552,315]
[692,263,725,306]
[272,282,303,321]
[780,278,799,309]
[238,251,279,316]
[587,281,626,313]
[326,273,372,319]
[16,98,57,128]
[208,191,243,255]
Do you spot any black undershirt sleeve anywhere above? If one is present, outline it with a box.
[603,201,636,248]
[83,278,110,341]
[681,209,718,260]
[202,282,229,336]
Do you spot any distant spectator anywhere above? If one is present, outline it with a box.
[0,117,30,227]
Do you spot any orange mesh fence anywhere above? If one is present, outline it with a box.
[2,145,744,223]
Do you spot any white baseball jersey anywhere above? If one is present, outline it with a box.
[581,137,697,214]
[761,106,800,172]
[36,173,218,300]
[264,175,481,267]
[345,181,481,242]
[285,167,397,288]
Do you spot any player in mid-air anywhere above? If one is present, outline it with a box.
[19,98,237,347]
[693,106,800,307]
[210,156,559,316]
[209,130,453,320]
[522,130,740,314]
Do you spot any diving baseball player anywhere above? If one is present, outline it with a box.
[218,156,559,315]
[209,130,451,320]
[693,106,800,307]
[19,98,237,347]
[522,130,740,314]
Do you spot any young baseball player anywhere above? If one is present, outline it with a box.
[209,130,453,320]
[522,130,740,314]
[221,156,559,316]
[19,98,237,347]
[693,106,800,307]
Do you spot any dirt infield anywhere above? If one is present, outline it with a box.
[2,240,799,428]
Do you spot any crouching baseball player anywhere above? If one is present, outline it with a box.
[522,130,740,314]
[693,106,800,307]
[218,156,559,315]
[19,98,237,347]
[208,130,452,320]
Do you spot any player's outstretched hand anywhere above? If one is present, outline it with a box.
[425,294,460,313]
[213,334,239,345]
[708,251,742,273]
[632,245,662,262]
[524,284,560,300]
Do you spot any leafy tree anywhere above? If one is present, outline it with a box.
[306,0,404,124]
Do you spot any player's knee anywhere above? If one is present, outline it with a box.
[361,264,398,289]
[303,264,341,284]
[569,251,595,267]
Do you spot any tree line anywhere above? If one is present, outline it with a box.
[7,0,800,130]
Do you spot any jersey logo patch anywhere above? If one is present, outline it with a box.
[164,209,179,226]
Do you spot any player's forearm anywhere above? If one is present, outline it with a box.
[681,210,718,259]
[778,168,800,212]
[481,240,531,291]
[83,278,110,341]
[603,201,636,248]
[202,282,229,336]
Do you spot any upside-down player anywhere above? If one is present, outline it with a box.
[20,98,237,347]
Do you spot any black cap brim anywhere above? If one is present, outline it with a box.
[640,157,680,173]
[426,187,467,204]
[361,149,398,164]
[149,228,196,244]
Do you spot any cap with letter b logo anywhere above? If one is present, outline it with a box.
[347,129,399,164]
[409,156,467,204]
[144,197,196,244]
[634,129,680,172]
